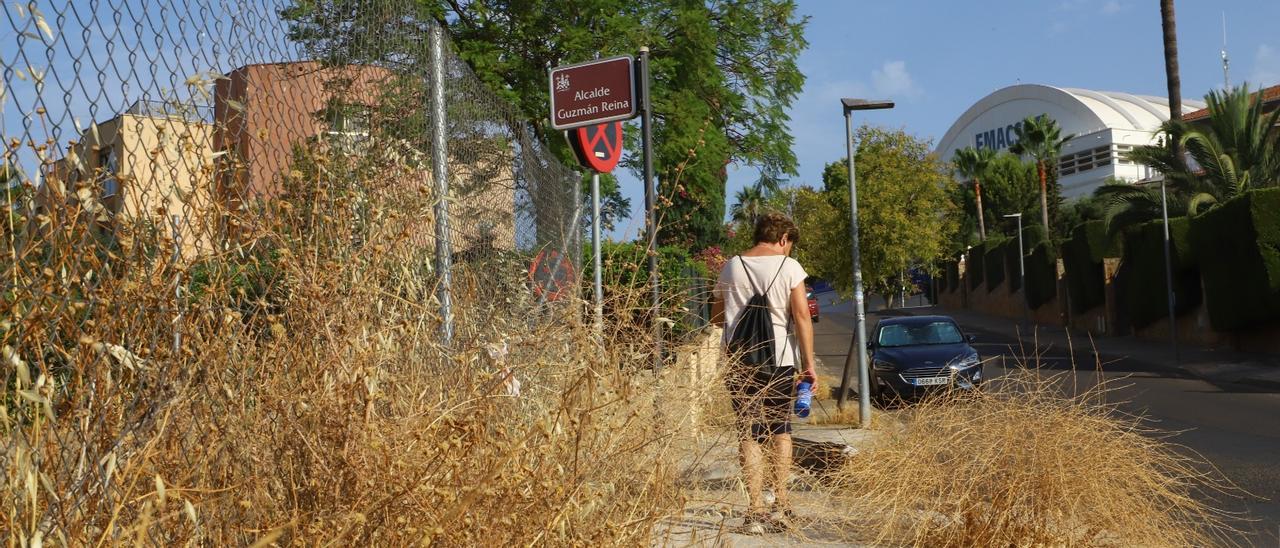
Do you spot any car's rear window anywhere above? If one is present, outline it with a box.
[878,321,963,347]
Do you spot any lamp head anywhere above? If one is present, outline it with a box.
[841,98,895,112]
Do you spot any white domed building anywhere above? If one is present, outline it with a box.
[935,84,1205,199]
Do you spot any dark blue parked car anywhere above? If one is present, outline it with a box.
[869,315,982,402]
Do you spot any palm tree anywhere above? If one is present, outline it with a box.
[952,146,995,241]
[1010,114,1074,236]
[730,183,766,225]
[1180,86,1280,198]
[1160,0,1184,167]
[1099,85,1280,236]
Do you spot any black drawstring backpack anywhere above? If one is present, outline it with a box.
[727,256,790,376]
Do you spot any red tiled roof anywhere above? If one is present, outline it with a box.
[1183,84,1280,122]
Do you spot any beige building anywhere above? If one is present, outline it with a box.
[40,100,219,259]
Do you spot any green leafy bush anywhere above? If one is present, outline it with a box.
[585,241,711,292]
[1120,217,1200,329]
[583,241,713,335]
[1190,188,1280,330]
[1020,223,1049,249]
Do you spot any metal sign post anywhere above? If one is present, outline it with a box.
[591,172,603,332]
[548,50,649,365]
[639,46,660,372]
[566,122,624,335]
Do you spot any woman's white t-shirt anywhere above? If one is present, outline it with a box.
[716,255,808,368]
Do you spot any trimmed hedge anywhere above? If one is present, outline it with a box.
[1061,220,1118,314]
[1004,238,1022,293]
[1024,242,1058,310]
[1190,188,1280,331]
[1020,223,1050,249]
[1120,217,1201,329]
[946,260,960,293]
[997,225,1047,294]
[984,238,1009,291]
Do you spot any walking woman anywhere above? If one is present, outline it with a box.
[711,213,818,533]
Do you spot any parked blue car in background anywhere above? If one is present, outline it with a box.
[869,315,982,402]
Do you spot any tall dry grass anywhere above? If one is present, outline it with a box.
[816,370,1239,547]
[1,140,704,545]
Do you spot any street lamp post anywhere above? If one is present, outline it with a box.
[1004,213,1028,328]
[1160,178,1179,362]
[837,98,894,429]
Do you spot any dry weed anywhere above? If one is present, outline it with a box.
[818,371,1238,547]
[0,140,704,545]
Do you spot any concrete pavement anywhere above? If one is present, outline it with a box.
[662,390,881,546]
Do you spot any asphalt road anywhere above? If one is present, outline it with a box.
[808,292,1280,547]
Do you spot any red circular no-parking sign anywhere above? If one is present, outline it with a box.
[569,121,623,173]
[529,249,576,301]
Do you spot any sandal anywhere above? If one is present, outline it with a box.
[739,512,777,535]
[770,503,798,531]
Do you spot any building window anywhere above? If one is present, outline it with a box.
[325,104,371,154]
[1058,145,1114,175]
[1115,144,1136,165]
[100,147,119,198]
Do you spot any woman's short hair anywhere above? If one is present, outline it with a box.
[753,213,800,245]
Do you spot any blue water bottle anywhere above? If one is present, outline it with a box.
[795,381,813,418]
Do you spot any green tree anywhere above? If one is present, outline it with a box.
[952,152,1038,243]
[1010,114,1073,237]
[818,126,958,302]
[282,0,807,246]
[723,185,839,278]
[951,146,995,241]
[653,0,732,249]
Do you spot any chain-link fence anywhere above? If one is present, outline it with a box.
[1,0,582,344]
[2,1,585,540]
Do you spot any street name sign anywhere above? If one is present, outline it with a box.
[549,55,637,130]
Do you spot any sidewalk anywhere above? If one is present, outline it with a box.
[659,418,880,546]
[905,305,1280,391]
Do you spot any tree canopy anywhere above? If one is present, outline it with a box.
[816,126,959,298]
[281,0,809,244]
[948,151,1038,251]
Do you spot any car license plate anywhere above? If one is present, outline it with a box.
[914,377,949,386]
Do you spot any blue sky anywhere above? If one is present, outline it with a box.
[609,0,1280,240]
[6,1,1280,237]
